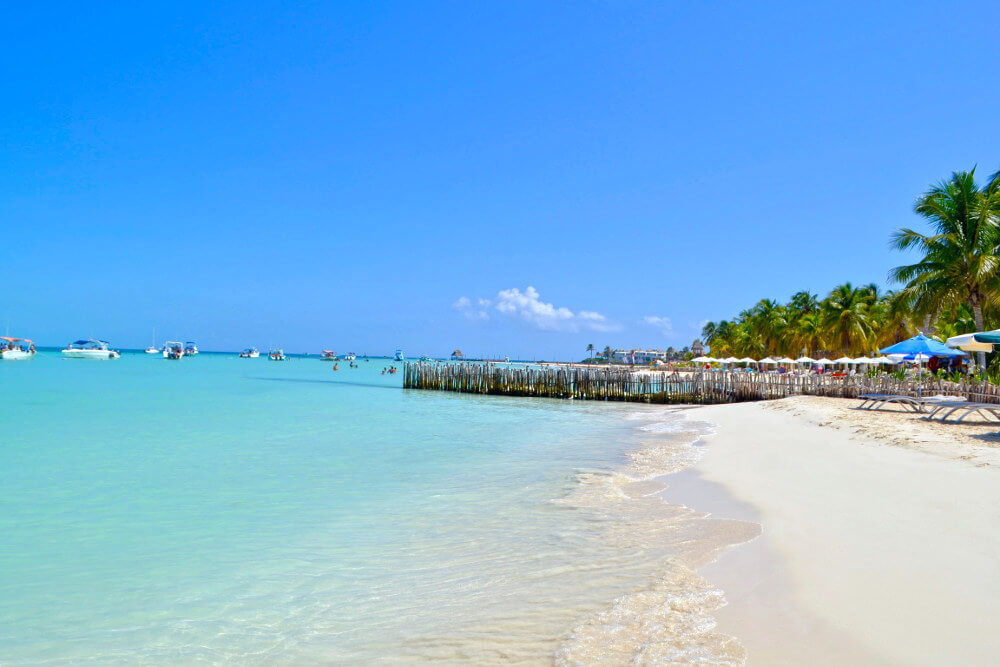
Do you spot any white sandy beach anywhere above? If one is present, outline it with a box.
[672,396,1000,665]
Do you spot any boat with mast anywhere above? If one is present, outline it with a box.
[145,329,160,354]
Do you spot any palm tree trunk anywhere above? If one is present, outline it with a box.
[972,299,986,371]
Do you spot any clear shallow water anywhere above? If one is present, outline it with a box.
[0,352,753,663]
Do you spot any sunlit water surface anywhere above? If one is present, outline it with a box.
[0,352,754,663]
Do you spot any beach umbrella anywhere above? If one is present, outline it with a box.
[816,358,834,365]
[879,334,967,397]
[946,329,1000,352]
[723,356,738,364]
[833,356,854,365]
[795,356,816,363]
[692,356,714,363]
[776,356,795,363]
[739,357,757,364]
[759,357,778,364]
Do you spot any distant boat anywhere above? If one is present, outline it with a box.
[63,339,120,360]
[184,342,199,356]
[345,352,357,361]
[163,341,184,359]
[269,348,286,361]
[394,349,404,361]
[419,355,433,362]
[320,350,339,361]
[145,329,160,354]
[239,348,259,358]
[0,337,36,360]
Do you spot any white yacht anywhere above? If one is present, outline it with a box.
[63,339,120,360]
[269,348,286,361]
[239,348,259,358]
[145,329,160,354]
[0,337,36,360]
[184,342,199,356]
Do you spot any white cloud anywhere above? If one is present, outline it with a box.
[642,315,673,335]
[454,286,621,333]
[453,296,490,321]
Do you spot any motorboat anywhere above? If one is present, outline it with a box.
[63,339,120,359]
[345,352,357,361]
[184,342,199,356]
[269,348,286,361]
[0,337,36,360]
[394,349,404,361]
[419,355,433,362]
[163,341,184,359]
[239,348,259,358]
[320,350,339,361]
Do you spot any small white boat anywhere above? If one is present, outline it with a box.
[269,348,286,361]
[394,349,404,362]
[163,341,184,359]
[145,329,160,354]
[184,342,199,356]
[320,350,338,361]
[0,337,36,360]
[239,348,259,358]
[63,339,120,359]
[345,352,357,361]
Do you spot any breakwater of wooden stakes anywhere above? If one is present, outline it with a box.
[402,363,1000,405]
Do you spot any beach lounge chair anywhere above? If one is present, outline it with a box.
[857,394,926,412]
[923,401,1000,423]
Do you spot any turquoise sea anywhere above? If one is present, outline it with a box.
[0,351,750,663]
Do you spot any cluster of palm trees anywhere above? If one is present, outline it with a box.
[702,168,1000,368]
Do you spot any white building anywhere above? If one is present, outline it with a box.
[612,348,667,364]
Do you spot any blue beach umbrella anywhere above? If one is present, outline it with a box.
[879,334,967,397]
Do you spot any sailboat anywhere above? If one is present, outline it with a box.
[145,329,160,354]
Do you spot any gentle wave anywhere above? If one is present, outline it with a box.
[553,407,756,665]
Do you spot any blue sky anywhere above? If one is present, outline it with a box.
[2,2,999,358]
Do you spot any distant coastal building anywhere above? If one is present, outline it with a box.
[612,348,668,364]
[451,349,464,360]
[691,339,704,357]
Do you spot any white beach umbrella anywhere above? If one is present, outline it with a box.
[945,330,999,352]
[723,356,739,363]
[758,357,778,364]
[776,356,795,364]
[739,357,757,364]
[833,356,854,364]
[692,356,714,363]
[795,356,816,364]
[815,358,834,365]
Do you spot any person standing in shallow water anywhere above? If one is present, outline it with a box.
[333,363,338,371]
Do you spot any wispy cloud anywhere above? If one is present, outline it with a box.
[642,315,673,335]
[454,286,621,333]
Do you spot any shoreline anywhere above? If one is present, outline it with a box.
[673,396,1000,664]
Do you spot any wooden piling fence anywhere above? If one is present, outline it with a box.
[402,362,1000,405]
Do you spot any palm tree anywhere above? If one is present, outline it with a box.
[586,343,595,361]
[602,345,614,361]
[890,169,1000,368]
[821,283,876,356]
[793,312,826,356]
